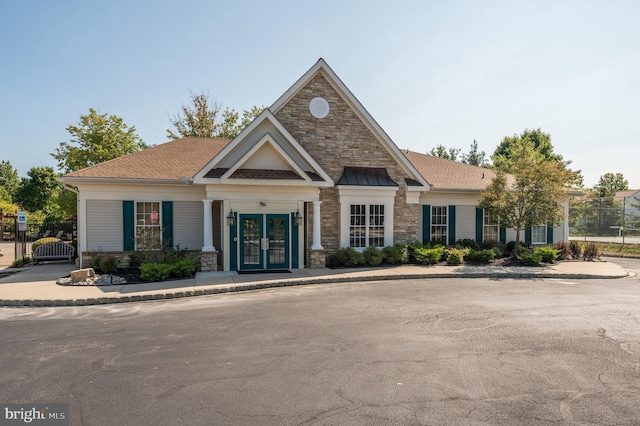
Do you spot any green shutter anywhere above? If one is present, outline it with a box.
[422,205,431,243]
[448,205,456,245]
[525,226,532,245]
[162,201,173,248]
[499,227,507,244]
[291,212,299,269]
[475,208,483,243]
[230,212,238,271]
[547,224,554,244]
[123,201,135,251]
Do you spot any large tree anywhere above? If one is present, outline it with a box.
[14,166,63,219]
[429,144,460,161]
[592,172,628,198]
[492,128,563,170]
[460,140,488,167]
[479,139,575,257]
[0,160,20,202]
[52,108,148,174]
[166,92,264,140]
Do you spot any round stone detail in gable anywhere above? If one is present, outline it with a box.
[309,97,330,119]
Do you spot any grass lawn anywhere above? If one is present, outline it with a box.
[577,241,640,258]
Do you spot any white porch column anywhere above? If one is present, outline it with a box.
[202,199,216,252]
[311,200,323,250]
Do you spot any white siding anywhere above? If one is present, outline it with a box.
[456,205,476,241]
[86,200,122,251]
[173,201,204,251]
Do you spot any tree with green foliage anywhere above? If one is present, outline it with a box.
[0,160,20,202]
[460,140,488,166]
[14,166,63,220]
[167,92,265,140]
[479,138,575,258]
[52,108,148,174]
[492,128,563,169]
[429,144,460,161]
[592,172,628,198]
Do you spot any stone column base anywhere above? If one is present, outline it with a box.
[200,251,218,272]
[309,249,327,269]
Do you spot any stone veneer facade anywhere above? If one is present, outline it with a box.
[276,73,420,256]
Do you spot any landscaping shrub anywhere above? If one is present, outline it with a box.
[552,241,572,260]
[583,243,600,261]
[326,247,363,268]
[455,239,479,251]
[569,241,583,260]
[406,241,428,263]
[505,240,529,256]
[10,257,30,268]
[139,263,172,282]
[363,246,383,266]
[99,255,118,273]
[520,251,542,266]
[169,258,198,278]
[480,240,501,251]
[381,244,407,264]
[465,249,496,264]
[32,237,62,251]
[129,251,144,268]
[535,247,558,263]
[414,246,444,265]
[446,248,467,265]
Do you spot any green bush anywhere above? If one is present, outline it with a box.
[414,246,444,265]
[363,246,383,266]
[505,240,529,256]
[99,255,118,273]
[480,240,501,250]
[140,263,172,282]
[520,251,542,265]
[169,258,197,278]
[569,241,583,259]
[381,244,407,264]
[32,237,62,251]
[535,247,558,263]
[128,251,145,268]
[446,248,467,265]
[11,257,30,268]
[465,249,496,264]
[326,247,364,268]
[455,239,479,250]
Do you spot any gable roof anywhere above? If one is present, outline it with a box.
[271,58,429,189]
[404,150,500,191]
[62,137,229,181]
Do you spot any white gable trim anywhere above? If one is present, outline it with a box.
[270,58,430,189]
[193,109,332,186]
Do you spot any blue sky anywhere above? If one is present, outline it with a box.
[1,0,638,188]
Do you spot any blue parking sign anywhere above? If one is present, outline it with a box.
[17,211,27,223]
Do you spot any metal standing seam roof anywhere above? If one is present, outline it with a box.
[336,167,398,186]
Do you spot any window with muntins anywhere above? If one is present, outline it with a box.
[531,225,547,244]
[136,201,161,249]
[484,210,499,242]
[350,204,385,248]
[431,206,447,243]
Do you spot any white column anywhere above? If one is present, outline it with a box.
[311,200,324,250]
[202,199,216,252]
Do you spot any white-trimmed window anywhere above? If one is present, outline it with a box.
[136,201,161,249]
[350,204,385,248]
[531,225,547,244]
[484,210,499,242]
[431,206,447,243]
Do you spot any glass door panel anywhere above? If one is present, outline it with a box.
[267,214,289,269]
[240,214,263,270]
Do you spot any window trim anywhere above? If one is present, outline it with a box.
[135,201,162,250]
[531,224,547,245]
[430,205,448,244]
[349,203,385,248]
[483,210,499,242]
[338,186,396,251]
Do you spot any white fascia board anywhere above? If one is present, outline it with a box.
[60,177,193,186]
[336,185,398,199]
[207,184,319,202]
[271,58,429,188]
[221,133,311,182]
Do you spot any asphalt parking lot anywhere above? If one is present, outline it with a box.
[1,267,639,425]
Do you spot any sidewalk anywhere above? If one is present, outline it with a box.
[0,260,632,307]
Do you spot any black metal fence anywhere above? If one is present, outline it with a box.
[1,218,77,262]
[569,195,640,239]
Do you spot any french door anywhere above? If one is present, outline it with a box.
[239,214,289,270]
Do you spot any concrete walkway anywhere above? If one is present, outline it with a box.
[0,258,632,307]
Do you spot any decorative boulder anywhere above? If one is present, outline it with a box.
[71,268,96,283]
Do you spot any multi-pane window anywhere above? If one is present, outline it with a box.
[350,204,385,248]
[136,202,161,249]
[484,210,499,242]
[531,225,547,244]
[431,206,448,243]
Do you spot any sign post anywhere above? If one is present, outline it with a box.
[17,211,27,262]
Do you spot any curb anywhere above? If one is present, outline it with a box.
[0,271,630,308]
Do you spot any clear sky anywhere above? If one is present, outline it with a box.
[1,0,638,188]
